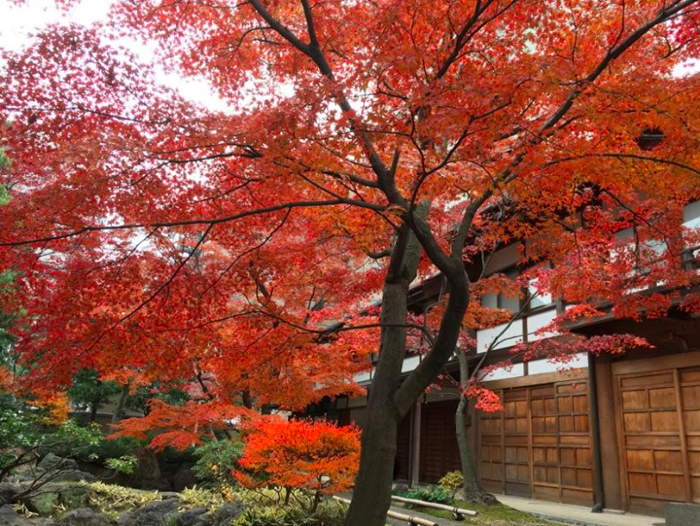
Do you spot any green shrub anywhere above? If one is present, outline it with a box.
[438,471,463,498]
[87,482,160,518]
[179,487,225,510]
[393,485,454,505]
[38,420,103,460]
[192,438,243,488]
[91,436,144,461]
[105,455,139,475]
[232,501,345,526]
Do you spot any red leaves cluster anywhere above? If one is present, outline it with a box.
[3,0,700,450]
[235,418,360,495]
[464,381,504,413]
[110,399,249,451]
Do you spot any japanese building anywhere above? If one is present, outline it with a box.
[328,199,700,517]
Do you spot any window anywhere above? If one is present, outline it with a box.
[528,277,553,309]
[683,200,700,230]
[481,268,520,312]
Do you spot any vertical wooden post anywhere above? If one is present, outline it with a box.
[673,369,692,503]
[598,355,623,510]
[411,400,422,487]
[588,353,605,512]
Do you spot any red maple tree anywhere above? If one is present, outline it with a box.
[235,418,360,511]
[3,1,700,524]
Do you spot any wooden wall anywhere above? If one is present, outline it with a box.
[478,371,594,506]
[609,351,700,514]
[419,400,462,483]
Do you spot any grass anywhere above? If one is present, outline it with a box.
[392,500,558,525]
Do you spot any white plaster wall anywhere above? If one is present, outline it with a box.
[480,363,525,381]
[353,371,372,384]
[527,353,589,374]
[684,200,700,229]
[476,319,524,353]
[527,308,558,341]
[401,355,422,373]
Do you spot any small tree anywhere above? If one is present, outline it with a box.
[68,369,122,422]
[0,388,102,502]
[235,419,360,513]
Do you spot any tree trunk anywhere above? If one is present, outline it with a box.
[90,401,98,422]
[344,224,421,526]
[345,401,400,526]
[345,206,473,526]
[455,349,496,505]
[111,384,129,425]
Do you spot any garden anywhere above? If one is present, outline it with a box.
[0,384,556,526]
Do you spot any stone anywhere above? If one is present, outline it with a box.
[175,508,206,526]
[205,504,247,526]
[0,505,55,526]
[57,487,90,510]
[664,502,700,526]
[37,456,78,473]
[0,505,23,526]
[130,451,161,491]
[120,499,179,526]
[6,475,33,484]
[57,509,110,526]
[170,465,196,492]
[49,472,95,484]
[0,484,19,506]
[115,512,130,526]
[26,492,59,516]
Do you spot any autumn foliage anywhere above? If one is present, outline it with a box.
[3,1,700,523]
[235,418,360,506]
[110,399,249,452]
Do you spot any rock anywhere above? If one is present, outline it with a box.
[665,502,700,526]
[0,505,55,526]
[120,499,179,526]
[57,487,90,510]
[0,484,18,506]
[49,472,95,484]
[115,512,130,526]
[175,509,206,526]
[26,492,59,516]
[6,475,33,484]
[57,509,110,526]
[170,465,196,492]
[38,456,78,473]
[204,504,247,526]
[130,451,161,491]
[0,505,23,526]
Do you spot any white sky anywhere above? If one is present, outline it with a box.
[2,0,697,110]
[0,0,232,112]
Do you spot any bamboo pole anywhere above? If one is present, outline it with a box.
[332,496,440,526]
[390,495,478,517]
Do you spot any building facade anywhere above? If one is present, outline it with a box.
[328,200,700,516]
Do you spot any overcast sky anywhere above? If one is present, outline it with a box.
[0,0,231,112]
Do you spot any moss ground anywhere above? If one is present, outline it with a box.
[393,500,559,526]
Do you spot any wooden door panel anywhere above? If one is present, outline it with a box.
[614,363,700,513]
[479,389,504,493]
[394,412,411,481]
[478,380,593,505]
[419,400,460,484]
[681,366,700,504]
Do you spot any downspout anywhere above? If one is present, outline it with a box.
[588,353,605,513]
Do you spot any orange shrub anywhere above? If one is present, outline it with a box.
[236,418,360,507]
